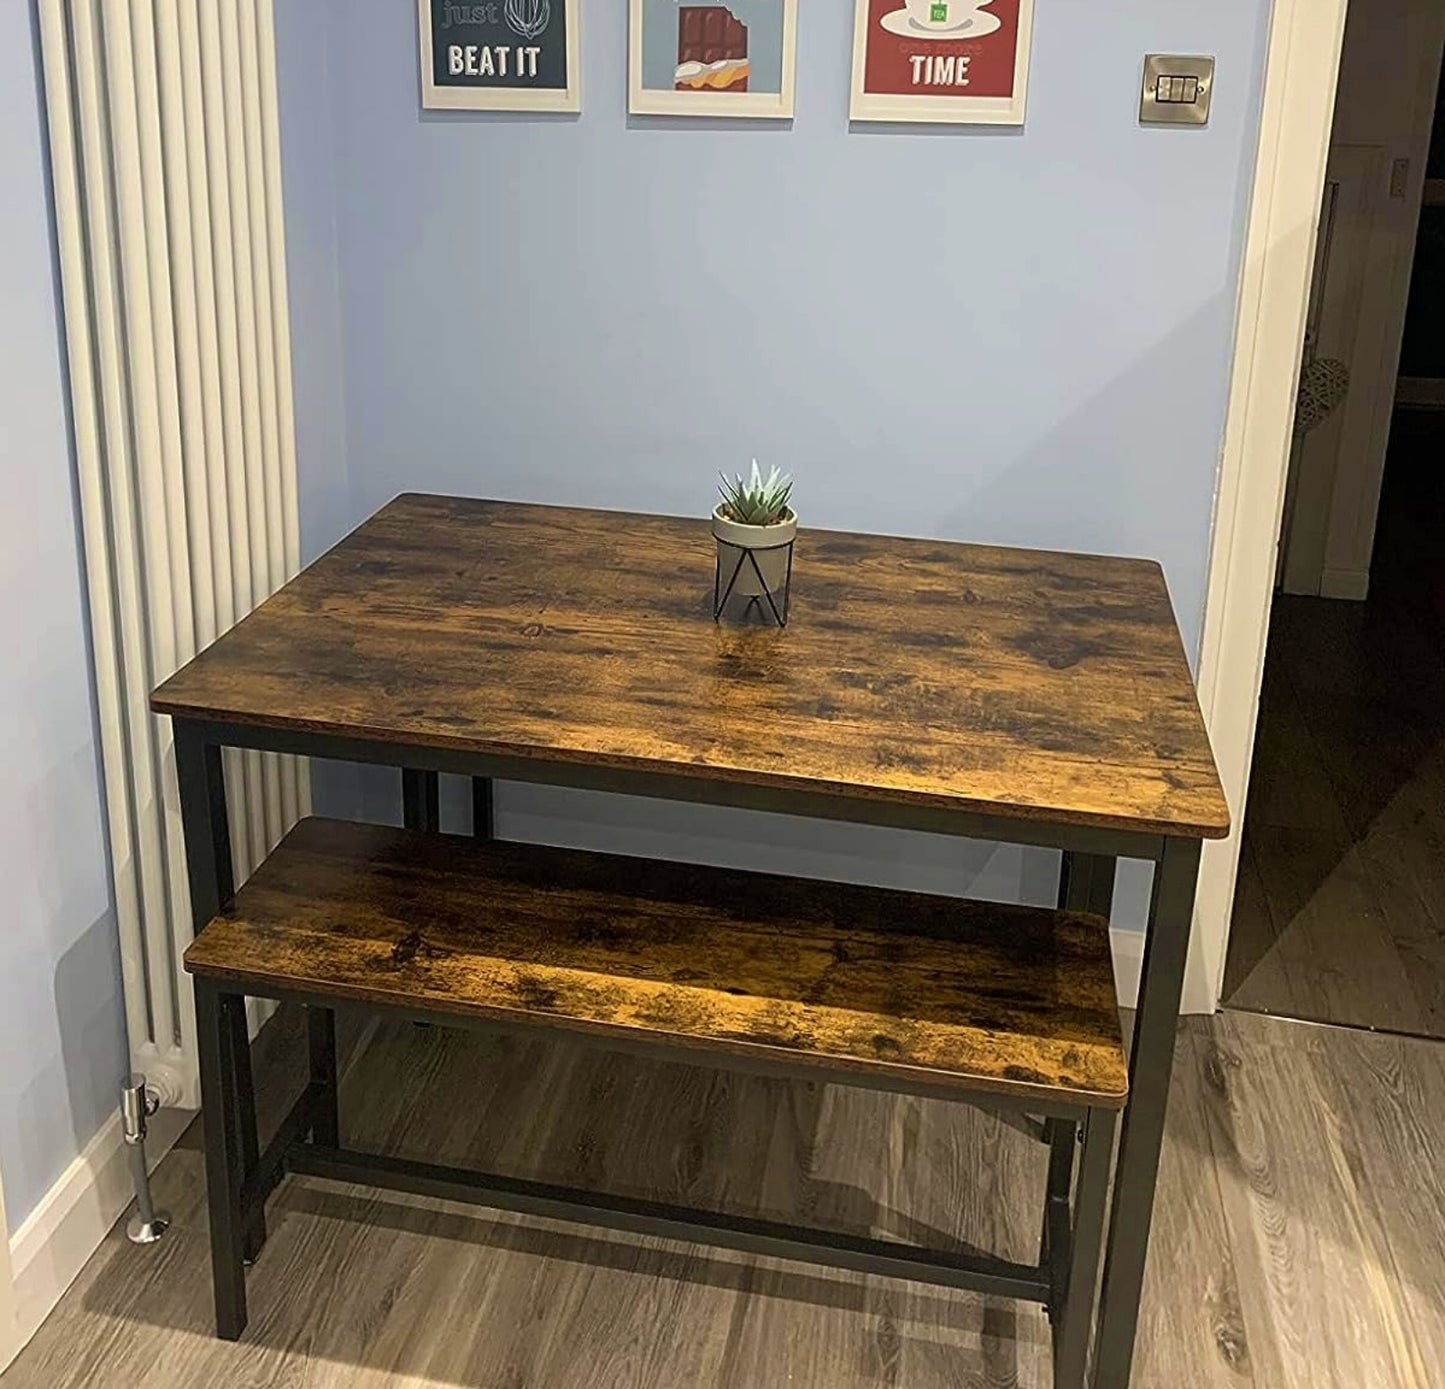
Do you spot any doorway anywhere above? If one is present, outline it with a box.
[1221,18,1445,1037]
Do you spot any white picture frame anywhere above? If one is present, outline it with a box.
[629,0,799,120]
[418,0,582,113]
[850,0,1033,125]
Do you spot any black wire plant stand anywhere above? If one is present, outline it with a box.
[713,537,795,628]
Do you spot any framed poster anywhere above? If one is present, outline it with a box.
[850,0,1033,125]
[418,0,581,112]
[630,1,799,119]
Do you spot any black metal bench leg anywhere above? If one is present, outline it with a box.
[1054,1107,1118,1389]
[226,1000,266,1263]
[1040,1117,1077,1324]
[308,1005,340,1147]
[402,769,440,832]
[472,777,494,839]
[197,983,248,1340]
[399,768,441,1038]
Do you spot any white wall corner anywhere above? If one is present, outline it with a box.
[1111,929,1145,1012]
[5,1107,191,1360]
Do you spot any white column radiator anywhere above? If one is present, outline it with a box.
[38,0,307,1111]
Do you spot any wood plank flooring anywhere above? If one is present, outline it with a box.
[1223,605,1445,1034]
[5,1003,1443,1388]
[1222,596,1445,1037]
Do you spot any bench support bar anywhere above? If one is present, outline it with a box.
[285,1142,1051,1304]
[197,988,1112,1388]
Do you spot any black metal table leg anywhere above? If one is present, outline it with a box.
[307,1006,340,1147]
[472,777,494,839]
[1089,837,1201,1388]
[1058,851,1117,920]
[174,724,233,920]
[195,982,248,1340]
[175,723,265,1261]
[1055,1106,1118,1389]
[402,768,440,831]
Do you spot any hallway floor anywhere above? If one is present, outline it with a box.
[1224,409,1445,1038]
[4,1004,1443,1388]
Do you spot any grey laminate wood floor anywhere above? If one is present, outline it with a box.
[1224,413,1445,1037]
[5,1004,1443,1388]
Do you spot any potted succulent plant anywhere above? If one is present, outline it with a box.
[713,463,797,615]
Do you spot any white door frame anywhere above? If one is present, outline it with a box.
[1184,0,1352,1015]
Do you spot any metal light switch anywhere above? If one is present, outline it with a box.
[1140,55,1215,126]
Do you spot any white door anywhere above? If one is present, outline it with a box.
[1278,0,1445,599]
[1279,145,1387,596]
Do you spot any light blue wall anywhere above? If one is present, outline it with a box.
[275,1,1269,920]
[0,3,127,1229]
[275,0,367,821]
[276,1,351,566]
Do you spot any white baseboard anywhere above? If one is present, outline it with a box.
[1111,929,1144,1012]
[1110,927,1218,1014]
[5,1106,192,1361]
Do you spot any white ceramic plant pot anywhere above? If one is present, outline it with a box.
[712,505,797,599]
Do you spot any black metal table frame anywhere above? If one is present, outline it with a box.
[174,717,1202,1389]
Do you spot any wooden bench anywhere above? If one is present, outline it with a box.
[185,817,1127,1387]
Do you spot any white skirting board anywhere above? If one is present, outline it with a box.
[0,1010,380,1366]
[4,1107,192,1364]
[1111,929,1144,1012]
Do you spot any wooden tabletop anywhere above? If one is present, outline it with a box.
[152,494,1229,839]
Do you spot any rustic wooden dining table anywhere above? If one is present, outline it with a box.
[153,494,1230,1387]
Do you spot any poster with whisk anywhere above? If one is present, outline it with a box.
[419,0,581,112]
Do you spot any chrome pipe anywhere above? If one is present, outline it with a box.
[122,1074,170,1245]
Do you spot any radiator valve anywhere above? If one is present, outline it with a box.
[122,1074,170,1245]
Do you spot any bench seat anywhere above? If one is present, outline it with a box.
[184,817,1128,1109]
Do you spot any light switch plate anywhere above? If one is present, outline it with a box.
[1141,55,1215,126]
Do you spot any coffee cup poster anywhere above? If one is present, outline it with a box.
[418,0,581,112]
[630,1,799,118]
[850,0,1033,124]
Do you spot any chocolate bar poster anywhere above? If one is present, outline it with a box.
[850,0,1033,125]
[418,0,581,112]
[630,0,799,119]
